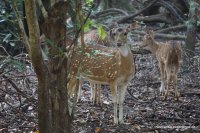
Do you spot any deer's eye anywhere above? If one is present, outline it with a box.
[124,32,127,36]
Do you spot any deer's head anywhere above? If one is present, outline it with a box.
[140,29,155,48]
[110,22,136,47]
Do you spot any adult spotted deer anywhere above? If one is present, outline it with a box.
[140,29,182,100]
[77,27,125,105]
[68,23,136,124]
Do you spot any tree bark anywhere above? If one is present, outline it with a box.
[24,0,53,133]
[183,0,198,66]
[41,1,71,133]
[24,1,71,133]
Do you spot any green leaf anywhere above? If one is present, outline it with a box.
[86,0,93,6]
[9,59,26,72]
[98,26,106,40]
[3,33,12,43]
[83,19,94,32]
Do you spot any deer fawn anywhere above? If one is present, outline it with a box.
[140,29,182,100]
[68,23,136,124]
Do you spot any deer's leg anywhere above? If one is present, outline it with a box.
[96,84,102,105]
[159,62,165,96]
[173,68,179,100]
[110,82,118,124]
[77,79,83,102]
[118,84,127,124]
[164,66,171,100]
[94,84,97,104]
[67,78,76,98]
[93,83,101,105]
[90,82,95,104]
[67,78,78,115]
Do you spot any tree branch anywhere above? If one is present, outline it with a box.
[156,24,186,33]
[157,0,186,22]
[11,0,30,53]
[36,0,48,19]
[24,0,45,77]
[134,14,171,24]
[117,0,158,24]
[90,8,129,19]
[132,30,186,40]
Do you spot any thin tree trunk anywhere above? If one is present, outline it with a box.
[183,0,198,66]
[41,1,71,133]
[24,0,71,132]
[24,0,53,132]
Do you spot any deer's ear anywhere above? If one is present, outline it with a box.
[109,29,113,37]
[111,22,119,29]
[146,28,154,38]
[149,29,154,38]
[146,28,152,34]
[109,29,115,39]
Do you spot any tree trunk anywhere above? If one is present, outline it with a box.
[24,1,71,133]
[41,1,71,133]
[24,0,52,132]
[183,0,198,66]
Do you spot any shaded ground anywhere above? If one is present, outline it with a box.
[0,45,200,133]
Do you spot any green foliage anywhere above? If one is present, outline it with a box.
[83,19,94,32]
[0,1,23,56]
[0,57,26,72]
[68,0,107,41]
[83,19,106,40]
[9,58,26,72]
[85,0,93,6]
[97,25,106,40]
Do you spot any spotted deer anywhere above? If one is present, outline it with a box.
[140,29,182,100]
[68,23,136,124]
[77,27,123,105]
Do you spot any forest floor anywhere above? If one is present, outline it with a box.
[71,44,200,133]
[0,44,200,133]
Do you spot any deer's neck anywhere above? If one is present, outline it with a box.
[119,44,131,57]
[149,41,159,54]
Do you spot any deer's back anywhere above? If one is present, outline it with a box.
[83,30,112,46]
[157,43,181,66]
[70,45,118,83]
[70,45,134,84]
